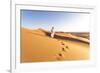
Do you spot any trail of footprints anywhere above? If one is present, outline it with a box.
[56,40,70,60]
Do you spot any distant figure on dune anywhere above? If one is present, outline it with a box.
[50,26,55,38]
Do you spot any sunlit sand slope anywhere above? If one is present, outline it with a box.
[21,27,89,63]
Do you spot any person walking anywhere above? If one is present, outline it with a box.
[50,26,55,38]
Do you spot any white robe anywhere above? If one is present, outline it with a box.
[51,31,55,38]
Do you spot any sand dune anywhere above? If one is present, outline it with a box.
[21,27,89,63]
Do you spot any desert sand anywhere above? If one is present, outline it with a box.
[21,27,89,63]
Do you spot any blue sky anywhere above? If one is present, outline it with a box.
[21,10,90,32]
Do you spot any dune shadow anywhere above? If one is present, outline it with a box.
[43,31,89,44]
[54,34,89,44]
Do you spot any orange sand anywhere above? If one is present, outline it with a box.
[21,27,89,63]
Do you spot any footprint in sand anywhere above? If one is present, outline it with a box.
[56,53,63,60]
[61,42,65,45]
[56,41,70,60]
[62,48,66,52]
[66,46,69,50]
[60,41,70,51]
[58,53,63,57]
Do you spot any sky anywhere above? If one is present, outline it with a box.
[21,9,90,32]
